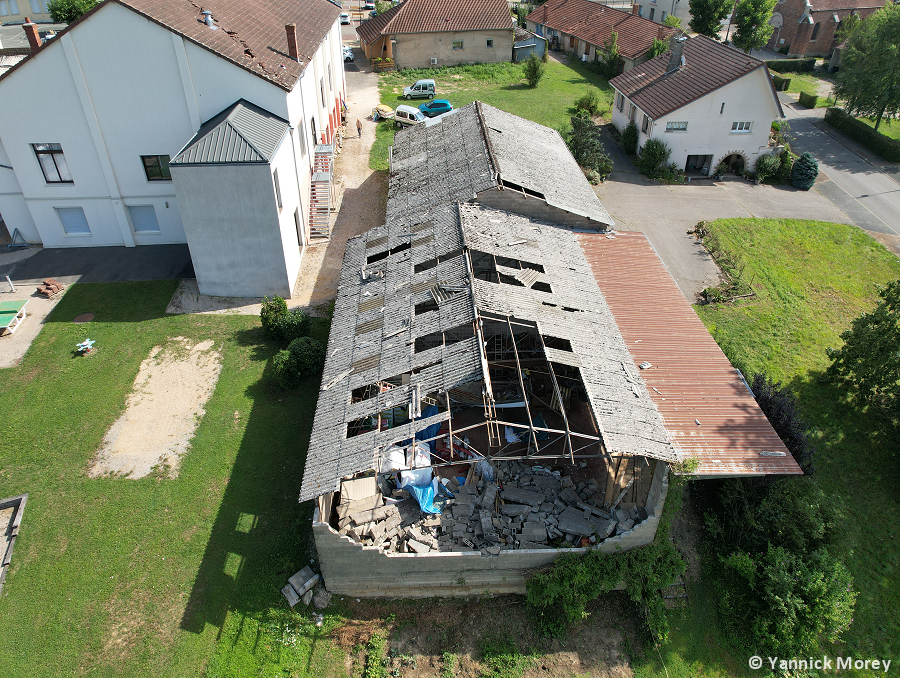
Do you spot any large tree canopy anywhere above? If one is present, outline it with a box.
[47,0,97,23]
[731,0,777,53]
[833,3,900,131]
[689,0,732,38]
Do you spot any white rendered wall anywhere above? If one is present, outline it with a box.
[0,139,39,242]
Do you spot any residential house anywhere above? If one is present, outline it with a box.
[0,0,347,297]
[298,102,800,598]
[526,0,674,73]
[766,0,884,57]
[609,35,784,175]
[0,0,52,25]
[512,26,547,62]
[356,0,514,69]
[630,0,691,25]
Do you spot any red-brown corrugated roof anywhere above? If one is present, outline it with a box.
[526,0,673,59]
[578,232,802,477]
[609,34,783,120]
[357,3,403,44]
[369,0,514,36]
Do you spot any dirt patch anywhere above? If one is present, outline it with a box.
[88,337,222,479]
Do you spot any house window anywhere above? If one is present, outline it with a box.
[641,114,650,134]
[33,143,72,184]
[665,121,688,132]
[0,0,21,16]
[616,93,624,112]
[811,22,820,40]
[296,123,306,157]
[29,0,46,13]
[126,205,160,233]
[328,64,333,91]
[731,121,752,132]
[452,40,463,50]
[141,155,171,181]
[55,207,90,235]
[629,104,636,121]
[294,207,303,247]
[720,102,725,114]
[486,39,494,48]
[273,169,283,210]
[649,7,655,20]
[320,78,326,107]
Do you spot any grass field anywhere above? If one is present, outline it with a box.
[0,282,343,677]
[369,59,613,170]
[856,116,900,141]
[784,72,835,108]
[632,218,900,675]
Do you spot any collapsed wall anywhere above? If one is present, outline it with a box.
[313,461,669,598]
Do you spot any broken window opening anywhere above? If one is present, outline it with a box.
[413,248,464,274]
[542,335,573,352]
[499,177,545,200]
[413,323,474,353]
[367,241,411,265]
[531,281,553,293]
[415,299,439,315]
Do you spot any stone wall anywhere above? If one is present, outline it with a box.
[313,462,669,597]
[393,30,514,69]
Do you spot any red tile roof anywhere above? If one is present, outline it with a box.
[356,3,403,44]
[0,0,340,90]
[363,0,513,37]
[609,34,783,119]
[578,232,803,477]
[526,0,674,59]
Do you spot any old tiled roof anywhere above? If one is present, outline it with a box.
[609,34,783,119]
[809,0,884,10]
[356,3,403,44]
[389,102,613,228]
[171,100,289,165]
[0,0,340,90]
[362,0,513,37]
[526,0,673,59]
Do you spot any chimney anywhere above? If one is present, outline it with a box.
[285,23,299,61]
[666,35,686,73]
[632,3,640,14]
[23,18,41,52]
[201,10,218,29]
[657,25,667,41]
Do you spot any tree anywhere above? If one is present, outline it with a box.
[689,0,732,38]
[563,115,613,180]
[731,0,777,53]
[600,31,622,78]
[638,137,671,176]
[663,14,682,29]
[523,53,545,87]
[645,37,669,59]
[833,4,900,132]
[835,12,861,43]
[827,279,900,426]
[622,120,639,155]
[516,3,531,28]
[47,0,97,23]
[790,151,818,189]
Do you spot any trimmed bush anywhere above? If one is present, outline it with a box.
[754,153,781,183]
[272,336,326,388]
[798,91,818,108]
[260,296,311,342]
[776,147,794,182]
[622,120,638,155]
[523,54,545,87]
[791,151,819,190]
[638,138,671,176]
[260,295,288,339]
[824,107,900,162]
[766,58,815,73]
[772,74,787,91]
[573,88,603,117]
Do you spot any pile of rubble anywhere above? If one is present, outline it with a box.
[36,278,65,298]
[336,460,650,555]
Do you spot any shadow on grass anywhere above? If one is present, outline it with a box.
[44,279,182,324]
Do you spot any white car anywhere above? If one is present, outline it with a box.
[340,12,350,24]
[342,46,355,62]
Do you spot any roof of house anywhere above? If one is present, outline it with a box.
[808,0,885,10]
[170,99,289,165]
[609,34,784,119]
[357,0,513,40]
[526,0,674,59]
[0,0,340,90]
[579,232,803,476]
[299,202,675,501]
[389,101,614,229]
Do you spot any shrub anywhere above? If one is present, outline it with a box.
[824,107,900,161]
[772,74,786,91]
[790,151,818,190]
[573,88,603,117]
[766,58,815,73]
[47,0,97,22]
[754,153,781,183]
[621,120,638,155]
[523,54,545,87]
[272,336,326,388]
[638,137,671,176]
[260,295,288,339]
[276,308,311,342]
[750,373,816,472]
[564,115,613,180]
[776,147,794,181]
[798,90,819,108]
[777,44,790,54]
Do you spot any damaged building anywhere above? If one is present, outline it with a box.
[296,102,802,599]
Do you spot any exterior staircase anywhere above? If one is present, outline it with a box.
[309,144,334,240]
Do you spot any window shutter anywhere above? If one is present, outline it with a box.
[127,205,160,233]
[56,207,91,235]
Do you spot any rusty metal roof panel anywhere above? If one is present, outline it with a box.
[577,231,802,477]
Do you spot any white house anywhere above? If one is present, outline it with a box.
[0,0,347,297]
[609,35,784,175]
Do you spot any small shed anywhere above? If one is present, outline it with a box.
[513,27,546,62]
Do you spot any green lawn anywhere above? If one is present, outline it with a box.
[633,218,900,676]
[856,116,900,141]
[784,72,836,108]
[0,282,342,677]
[369,60,613,170]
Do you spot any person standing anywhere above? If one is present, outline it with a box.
[356,118,362,138]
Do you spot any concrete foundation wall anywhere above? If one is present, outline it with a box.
[313,462,669,597]
[475,187,611,230]
[394,30,513,69]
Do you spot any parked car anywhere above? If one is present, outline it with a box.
[363,1,376,9]
[343,46,355,62]
[418,99,453,117]
[394,104,426,128]
[340,12,350,24]
[403,79,436,100]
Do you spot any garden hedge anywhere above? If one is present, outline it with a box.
[824,108,900,162]
[798,91,818,108]
[766,58,816,73]
[772,75,791,91]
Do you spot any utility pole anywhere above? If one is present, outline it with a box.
[723,0,739,43]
